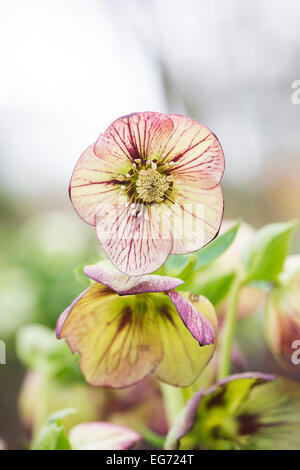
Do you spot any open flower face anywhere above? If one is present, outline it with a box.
[56,262,217,388]
[165,372,300,450]
[70,112,224,275]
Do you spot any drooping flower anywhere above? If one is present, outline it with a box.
[68,422,141,450]
[69,112,224,275]
[165,372,300,450]
[56,261,217,388]
[265,255,300,371]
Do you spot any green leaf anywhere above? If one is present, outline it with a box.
[176,255,197,286]
[32,408,76,450]
[74,263,94,287]
[33,423,72,450]
[244,220,298,282]
[159,254,189,276]
[47,408,77,423]
[182,271,236,306]
[195,220,241,269]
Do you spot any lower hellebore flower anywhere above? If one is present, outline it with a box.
[265,255,300,370]
[69,112,224,275]
[165,372,300,450]
[56,262,217,388]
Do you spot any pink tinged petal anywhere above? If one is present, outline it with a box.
[214,371,276,387]
[167,290,215,346]
[83,261,183,295]
[165,388,204,450]
[0,439,6,450]
[56,285,93,338]
[94,112,174,165]
[58,284,163,388]
[155,293,217,387]
[69,144,125,226]
[69,422,141,450]
[170,183,224,254]
[162,114,225,190]
[95,198,173,276]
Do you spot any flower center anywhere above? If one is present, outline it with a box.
[135,168,170,203]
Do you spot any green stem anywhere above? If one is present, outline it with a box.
[217,278,242,380]
[159,382,185,428]
[136,423,165,449]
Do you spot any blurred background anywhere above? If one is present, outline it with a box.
[1,0,300,449]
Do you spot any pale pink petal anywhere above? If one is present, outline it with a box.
[94,112,174,166]
[69,422,141,450]
[168,183,224,254]
[69,145,124,226]
[167,290,215,345]
[95,196,173,276]
[161,114,224,190]
[83,261,183,295]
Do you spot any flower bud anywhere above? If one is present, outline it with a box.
[265,255,300,371]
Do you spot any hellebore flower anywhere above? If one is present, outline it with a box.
[57,262,217,388]
[165,372,300,450]
[69,112,224,275]
[68,422,141,450]
[265,255,300,371]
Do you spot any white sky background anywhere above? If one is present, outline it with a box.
[0,0,300,201]
[0,0,167,201]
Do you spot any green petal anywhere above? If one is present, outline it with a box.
[59,284,163,388]
[166,373,300,450]
[155,293,217,387]
[238,377,300,449]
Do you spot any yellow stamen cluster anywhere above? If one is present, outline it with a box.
[136,168,170,203]
[118,158,176,208]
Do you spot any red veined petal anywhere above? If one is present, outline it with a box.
[94,112,174,164]
[95,197,173,276]
[69,145,123,226]
[169,183,223,254]
[161,114,224,189]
